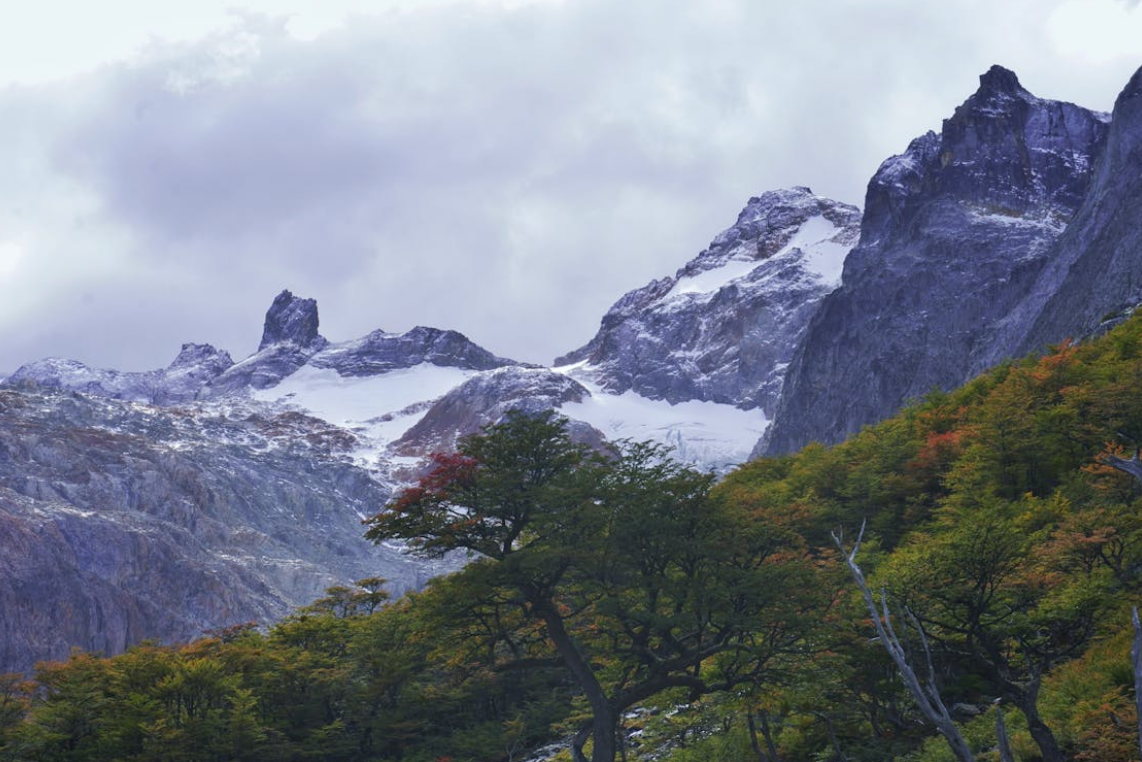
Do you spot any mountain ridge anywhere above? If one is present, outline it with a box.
[3,63,1142,673]
[760,64,1114,456]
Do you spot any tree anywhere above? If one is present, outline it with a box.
[365,411,818,762]
[832,523,975,762]
[877,499,1108,762]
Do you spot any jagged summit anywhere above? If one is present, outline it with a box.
[259,290,326,351]
[981,62,1142,364]
[556,187,861,413]
[207,291,517,395]
[169,342,233,371]
[975,64,1027,97]
[762,65,1111,456]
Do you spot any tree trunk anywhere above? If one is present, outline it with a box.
[747,713,767,762]
[759,710,781,762]
[995,705,1013,762]
[1015,697,1065,762]
[814,712,848,762]
[747,711,781,762]
[1133,607,1142,762]
[537,603,618,762]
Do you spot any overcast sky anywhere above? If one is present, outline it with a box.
[0,0,1140,373]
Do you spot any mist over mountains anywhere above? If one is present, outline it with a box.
[2,63,1141,673]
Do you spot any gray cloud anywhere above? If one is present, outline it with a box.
[0,0,1139,373]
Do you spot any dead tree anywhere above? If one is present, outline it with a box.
[832,523,975,762]
[994,702,1014,762]
[1133,607,1142,762]
[1101,448,1142,485]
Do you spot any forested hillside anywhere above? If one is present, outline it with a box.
[4,315,1142,761]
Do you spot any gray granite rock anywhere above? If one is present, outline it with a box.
[0,386,453,674]
[761,66,1110,456]
[393,366,596,457]
[980,64,1142,363]
[557,188,861,415]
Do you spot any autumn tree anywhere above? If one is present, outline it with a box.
[877,499,1108,762]
[365,411,818,762]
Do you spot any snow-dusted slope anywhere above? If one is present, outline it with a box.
[252,363,482,469]
[556,188,862,415]
[763,66,1112,456]
[557,364,766,470]
[7,344,235,404]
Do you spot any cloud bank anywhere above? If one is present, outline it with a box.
[0,0,1138,372]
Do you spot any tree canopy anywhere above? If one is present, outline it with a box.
[365,411,820,762]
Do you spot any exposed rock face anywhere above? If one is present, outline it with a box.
[310,326,514,377]
[204,294,514,397]
[762,66,1110,456]
[394,366,594,457]
[259,290,326,351]
[557,188,861,414]
[0,386,452,674]
[206,291,330,395]
[7,343,234,405]
[204,343,322,395]
[979,64,1142,362]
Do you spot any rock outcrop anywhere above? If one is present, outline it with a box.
[394,366,595,457]
[557,188,861,414]
[258,290,326,351]
[762,66,1110,455]
[979,64,1142,363]
[0,386,453,674]
[310,326,514,378]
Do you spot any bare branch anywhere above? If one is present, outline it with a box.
[1100,448,1142,485]
[995,703,1014,762]
[1133,606,1142,762]
[832,527,975,762]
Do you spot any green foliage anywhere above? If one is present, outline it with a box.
[13,316,1142,760]
[367,411,824,762]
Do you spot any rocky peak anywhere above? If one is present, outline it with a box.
[393,367,594,458]
[975,64,1027,99]
[308,325,516,378]
[982,64,1142,363]
[259,290,326,351]
[168,343,234,373]
[556,187,861,413]
[762,66,1111,457]
[939,64,1107,214]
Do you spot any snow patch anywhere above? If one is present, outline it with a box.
[252,364,476,427]
[771,215,849,287]
[664,258,759,299]
[662,215,850,303]
[559,376,767,472]
[252,364,480,468]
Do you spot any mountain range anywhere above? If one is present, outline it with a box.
[1,63,1140,673]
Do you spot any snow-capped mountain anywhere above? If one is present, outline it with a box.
[762,66,1112,456]
[556,188,861,416]
[5,63,1142,674]
[7,343,235,405]
[0,271,801,670]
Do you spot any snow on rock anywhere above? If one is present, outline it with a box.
[5,345,234,405]
[252,363,482,468]
[558,372,768,472]
[556,187,862,414]
[763,65,1111,457]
